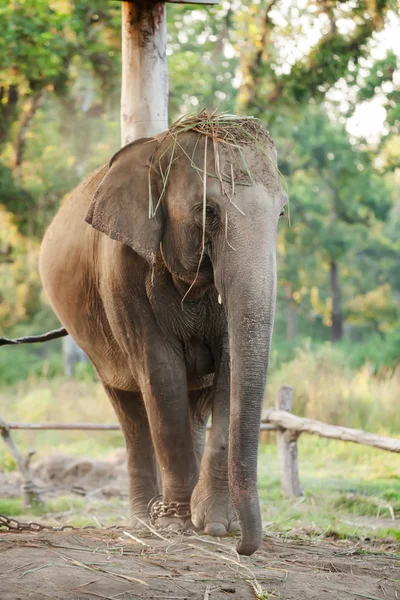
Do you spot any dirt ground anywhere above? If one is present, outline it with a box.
[1,452,399,599]
[1,450,129,499]
[0,527,399,600]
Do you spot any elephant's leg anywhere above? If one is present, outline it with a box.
[104,385,160,527]
[141,349,199,531]
[190,342,239,536]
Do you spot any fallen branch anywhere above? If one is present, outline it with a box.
[262,408,400,454]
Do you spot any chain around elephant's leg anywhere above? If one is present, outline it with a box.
[141,347,199,531]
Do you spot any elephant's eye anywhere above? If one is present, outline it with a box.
[194,203,219,229]
[279,209,285,218]
[205,205,217,217]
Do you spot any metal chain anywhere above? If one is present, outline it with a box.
[0,513,124,533]
[148,496,191,525]
[0,498,192,533]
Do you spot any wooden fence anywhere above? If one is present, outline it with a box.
[1,385,399,507]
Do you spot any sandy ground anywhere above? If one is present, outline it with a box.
[0,528,399,600]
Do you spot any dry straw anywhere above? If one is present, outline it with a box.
[148,110,287,303]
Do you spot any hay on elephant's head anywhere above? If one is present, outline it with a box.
[149,110,286,303]
[150,110,283,217]
[168,109,273,149]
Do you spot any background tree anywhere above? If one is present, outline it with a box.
[0,0,399,372]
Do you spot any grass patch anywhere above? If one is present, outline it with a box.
[258,439,400,542]
[0,378,123,468]
[0,495,129,529]
[1,439,397,543]
[0,376,398,543]
[0,498,25,516]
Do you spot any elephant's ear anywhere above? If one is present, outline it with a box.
[85,137,162,264]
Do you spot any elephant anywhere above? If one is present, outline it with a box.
[39,112,287,555]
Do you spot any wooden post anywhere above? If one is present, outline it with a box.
[0,417,41,507]
[275,386,303,498]
[120,0,218,144]
[121,1,169,144]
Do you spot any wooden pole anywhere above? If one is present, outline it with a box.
[274,386,303,498]
[5,422,277,432]
[0,417,41,507]
[121,1,169,144]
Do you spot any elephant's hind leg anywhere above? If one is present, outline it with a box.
[104,385,160,527]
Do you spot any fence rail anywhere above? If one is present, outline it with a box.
[4,423,278,431]
[1,385,399,508]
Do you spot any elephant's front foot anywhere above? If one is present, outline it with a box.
[130,514,151,530]
[155,515,193,532]
[149,497,194,532]
[129,495,157,530]
[190,477,240,537]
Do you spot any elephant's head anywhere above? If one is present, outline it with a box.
[86,113,287,555]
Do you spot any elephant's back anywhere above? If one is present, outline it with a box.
[39,165,108,284]
[39,165,109,347]
[39,163,142,392]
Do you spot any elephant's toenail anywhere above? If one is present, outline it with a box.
[191,514,203,529]
[205,522,227,536]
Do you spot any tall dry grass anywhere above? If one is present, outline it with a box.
[266,344,400,435]
[0,343,398,451]
[0,379,121,462]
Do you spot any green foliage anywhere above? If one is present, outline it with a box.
[267,341,400,434]
[0,2,70,87]
[0,0,120,93]
[167,5,237,118]
[0,496,87,518]
[271,105,396,342]
[338,325,400,372]
[0,163,34,226]
[0,498,24,516]
[73,360,97,382]
[0,1,399,382]
[0,347,63,385]
[358,52,398,103]
[0,207,42,332]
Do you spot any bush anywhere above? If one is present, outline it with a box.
[73,360,97,382]
[0,347,63,385]
[338,325,400,372]
[266,341,400,434]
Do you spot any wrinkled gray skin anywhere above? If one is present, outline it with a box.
[39,128,287,555]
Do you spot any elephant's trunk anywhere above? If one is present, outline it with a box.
[216,232,276,555]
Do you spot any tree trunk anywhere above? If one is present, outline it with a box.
[0,85,19,147]
[121,1,168,144]
[329,256,343,342]
[12,91,44,179]
[236,0,279,115]
[286,285,297,341]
